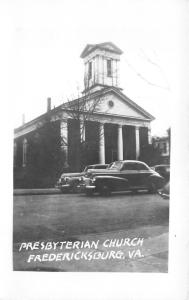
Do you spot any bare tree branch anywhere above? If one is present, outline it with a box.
[124,54,170,91]
[139,48,171,90]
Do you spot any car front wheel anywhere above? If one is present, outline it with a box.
[71,182,79,193]
[98,184,111,196]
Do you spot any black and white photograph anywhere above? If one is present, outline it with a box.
[13,39,170,273]
[1,0,189,299]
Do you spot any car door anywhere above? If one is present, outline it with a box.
[134,163,152,188]
[120,162,140,188]
[120,162,151,189]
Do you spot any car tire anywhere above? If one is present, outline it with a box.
[99,184,111,196]
[71,182,79,193]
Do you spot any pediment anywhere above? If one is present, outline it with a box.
[92,89,154,121]
[80,42,123,58]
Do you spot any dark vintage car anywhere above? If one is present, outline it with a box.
[151,164,170,182]
[56,164,108,193]
[80,160,165,196]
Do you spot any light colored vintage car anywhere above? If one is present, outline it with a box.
[79,160,165,196]
[56,164,108,193]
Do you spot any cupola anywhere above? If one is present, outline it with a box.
[80,42,123,94]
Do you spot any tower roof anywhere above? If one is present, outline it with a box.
[80,42,123,58]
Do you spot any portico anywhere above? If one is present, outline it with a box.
[58,115,151,167]
[100,122,150,164]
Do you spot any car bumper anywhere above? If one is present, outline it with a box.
[58,184,71,192]
[158,190,169,199]
[77,183,96,192]
[60,183,88,193]
[85,185,96,190]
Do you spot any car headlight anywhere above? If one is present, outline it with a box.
[85,171,93,178]
[61,176,69,184]
[83,177,96,186]
[79,176,83,182]
[65,177,70,183]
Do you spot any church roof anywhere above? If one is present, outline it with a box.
[108,87,155,120]
[14,86,154,137]
[80,42,123,58]
[62,86,155,121]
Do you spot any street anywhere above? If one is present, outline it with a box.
[13,191,169,272]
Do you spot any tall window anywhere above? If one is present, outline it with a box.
[14,142,17,167]
[88,61,92,79]
[107,59,112,77]
[162,142,167,154]
[158,141,167,154]
[23,138,28,167]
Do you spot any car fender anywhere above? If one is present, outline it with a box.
[67,177,81,186]
[148,173,165,188]
[149,173,164,180]
[94,175,128,183]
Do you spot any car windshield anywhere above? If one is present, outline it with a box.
[108,161,123,170]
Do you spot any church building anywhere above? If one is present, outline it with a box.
[14,42,155,187]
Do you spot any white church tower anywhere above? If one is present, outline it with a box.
[80,42,123,94]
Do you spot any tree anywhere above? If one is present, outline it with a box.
[60,88,104,171]
[139,141,162,166]
[26,114,65,187]
[167,127,171,156]
[14,86,106,188]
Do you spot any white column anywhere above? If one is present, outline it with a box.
[135,126,140,160]
[99,123,105,164]
[80,119,85,143]
[60,119,69,168]
[117,125,123,160]
[148,127,152,144]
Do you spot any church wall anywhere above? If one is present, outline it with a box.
[84,121,100,166]
[14,120,64,188]
[104,123,118,163]
[123,125,136,160]
[68,119,80,171]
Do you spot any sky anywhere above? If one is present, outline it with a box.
[8,0,182,135]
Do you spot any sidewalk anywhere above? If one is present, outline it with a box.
[14,188,61,196]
